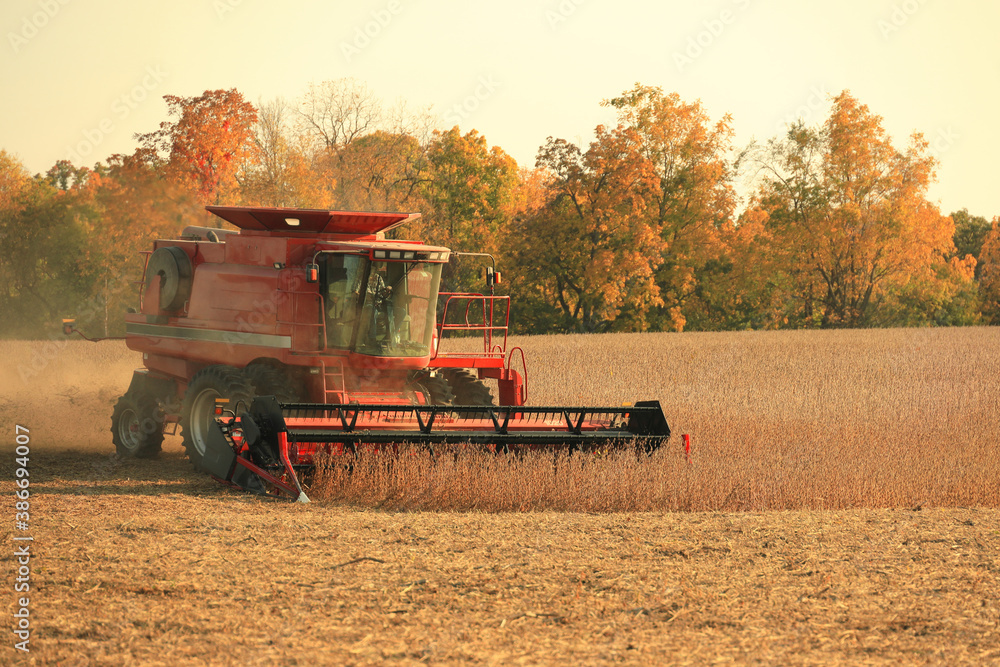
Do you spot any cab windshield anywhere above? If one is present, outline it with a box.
[321,253,442,357]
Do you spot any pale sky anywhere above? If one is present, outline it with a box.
[2,0,997,218]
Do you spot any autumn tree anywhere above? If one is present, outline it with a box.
[979,218,1000,323]
[34,151,207,337]
[241,97,295,206]
[683,209,781,330]
[514,127,663,333]
[334,130,426,212]
[296,79,381,154]
[0,149,29,212]
[1,144,221,338]
[603,85,736,331]
[43,159,90,191]
[514,85,734,333]
[951,208,992,279]
[743,92,972,328]
[284,79,439,213]
[136,89,258,203]
[422,128,517,246]
[0,151,34,333]
[239,97,338,208]
[0,152,95,336]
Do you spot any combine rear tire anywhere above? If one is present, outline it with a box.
[111,392,164,459]
[181,365,255,472]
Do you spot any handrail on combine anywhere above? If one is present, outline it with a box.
[435,293,510,359]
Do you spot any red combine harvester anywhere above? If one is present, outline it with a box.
[112,206,670,501]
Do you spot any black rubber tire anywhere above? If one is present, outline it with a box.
[409,373,455,406]
[111,391,165,459]
[180,365,255,472]
[442,369,495,407]
[244,363,302,403]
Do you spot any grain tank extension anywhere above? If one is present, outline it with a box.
[112,206,670,500]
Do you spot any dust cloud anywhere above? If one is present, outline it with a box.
[0,340,141,453]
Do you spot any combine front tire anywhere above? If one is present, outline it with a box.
[443,369,495,408]
[443,370,495,419]
[181,365,255,472]
[111,392,164,459]
[409,373,455,406]
[245,363,301,403]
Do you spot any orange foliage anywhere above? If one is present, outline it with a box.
[744,92,969,327]
[518,86,734,332]
[980,218,1000,322]
[1,82,993,338]
[605,85,736,331]
[136,89,258,204]
[518,127,663,332]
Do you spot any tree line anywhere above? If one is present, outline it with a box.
[1,80,998,338]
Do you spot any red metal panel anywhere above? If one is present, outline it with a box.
[207,205,419,236]
[186,264,278,323]
[427,356,505,369]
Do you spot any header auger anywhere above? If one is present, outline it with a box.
[111,205,671,501]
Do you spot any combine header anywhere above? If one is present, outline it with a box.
[111,206,670,500]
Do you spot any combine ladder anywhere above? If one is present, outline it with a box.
[321,359,347,404]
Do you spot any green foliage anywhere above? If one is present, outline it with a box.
[951,208,991,278]
[0,168,96,337]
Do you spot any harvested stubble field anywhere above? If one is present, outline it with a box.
[1,328,999,665]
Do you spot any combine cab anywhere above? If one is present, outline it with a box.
[112,206,670,500]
